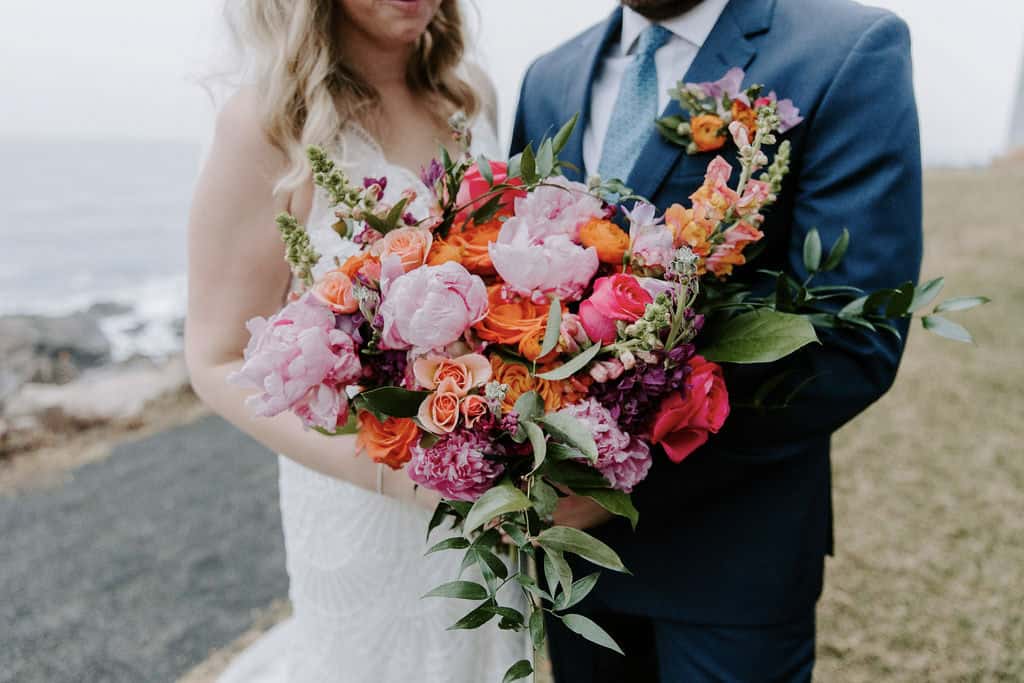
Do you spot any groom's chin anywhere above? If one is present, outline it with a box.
[620,0,704,21]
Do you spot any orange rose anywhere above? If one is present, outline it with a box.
[473,285,550,345]
[518,323,558,364]
[426,238,465,267]
[356,412,420,470]
[491,356,563,413]
[453,218,503,276]
[417,377,463,434]
[691,114,727,152]
[340,252,380,281]
[579,219,629,265]
[460,395,489,428]
[371,226,433,272]
[730,100,758,137]
[413,353,491,394]
[311,270,358,314]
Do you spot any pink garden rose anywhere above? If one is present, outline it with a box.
[578,274,653,344]
[229,295,362,432]
[407,428,505,501]
[556,398,652,493]
[650,355,730,463]
[455,160,525,222]
[489,224,599,302]
[378,261,488,351]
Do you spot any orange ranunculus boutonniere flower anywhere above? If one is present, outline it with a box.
[356,412,420,470]
[690,114,727,152]
[580,219,629,266]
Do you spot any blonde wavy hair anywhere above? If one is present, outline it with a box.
[224,0,479,190]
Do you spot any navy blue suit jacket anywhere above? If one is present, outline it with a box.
[512,0,923,625]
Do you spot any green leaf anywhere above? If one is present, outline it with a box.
[573,488,639,529]
[539,413,599,462]
[426,536,470,555]
[423,581,489,600]
[700,310,819,364]
[507,153,522,180]
[839,295,867,319]
[556,573,601,611]
[476,547,510,581]
[469,194,503,225]
[910,277,945,312]
[551,114,579,155]
[448,602,496,630]
[523,421,548,473]
[487,605,526,630]
[537,526,627,573]
[501,522,529,548]
[520,144,537,183]
[356,387,430,418]
[477,154,494,185]
[538,297,563,358]
[922,315,974,344]
[536,139,555,179]
[513,390,545,424]
[934,296,990,314]
[536,342,603,380]
[547,442,584,462]
[515,573,553,603]
[531,479,560,519]
[503,659,534,683]
[542,461,610,489]
[544,549,574,604]
[529,608,546,650]
[559,613,624,655]
[803,228,822,272]
[426,502,449,540]
[464,482,533,534]
[820,228,850,272]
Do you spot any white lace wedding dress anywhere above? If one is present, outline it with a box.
[217,115,528,682]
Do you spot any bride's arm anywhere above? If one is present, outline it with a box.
[185,91,438,510]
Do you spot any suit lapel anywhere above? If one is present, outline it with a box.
[560,9,623,182]
[625,0,773,201]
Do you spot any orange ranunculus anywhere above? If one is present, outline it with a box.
[518,323,558,364]
[579,219,629,265]
[340,252,380,281]
[490,356,563,413]
[691,114,727,152]
[453,218,503,276]
[426,237,465,267]
[664,203,713,257]
[730,100,758,137]
[311,270,359,314]
[356,412,420,470]
[473,285,550,345]
[371,226,433,272]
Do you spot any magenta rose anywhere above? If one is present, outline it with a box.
[650,356,730,463]
[455,160,524,222]
[578,274,653,344]
[378,261,488,351]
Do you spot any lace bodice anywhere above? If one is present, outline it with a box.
[219,113,526,683]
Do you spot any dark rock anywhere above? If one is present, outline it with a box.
[86,301,134,318]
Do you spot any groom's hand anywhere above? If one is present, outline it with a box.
[553,494,613,530]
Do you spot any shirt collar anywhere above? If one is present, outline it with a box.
[619,0,731,56]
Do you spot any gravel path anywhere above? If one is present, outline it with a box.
[0,415,287,683]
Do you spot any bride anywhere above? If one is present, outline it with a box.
[185,0,526,680]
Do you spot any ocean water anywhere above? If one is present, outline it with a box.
[0,139,201,359]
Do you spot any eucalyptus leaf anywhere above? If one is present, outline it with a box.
[536,342,603,380]
[572,488,639,529]
[922,315,974,343]
[820,228,850,272]
[539,297,563,358]
[700,310,819,364]
[503,660,534,683]
[559,614,624,655]
[423,580,489,600]
[531,479,560,519]
[523,421,548,473]
[537,526,627,573]
[520,144,537,183]
[542,461,611,489]
[513,391,545,424]
[803,228,822,272]
[464,482,532,534]
[536,139,555,179]
[551,114,579,154]
[934,296,990,314]
[884,281,916,317]
[477,154,494,184]
[910,277,945,312]
[539,413,599,462]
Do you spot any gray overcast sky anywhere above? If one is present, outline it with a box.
[1,1,1021,166]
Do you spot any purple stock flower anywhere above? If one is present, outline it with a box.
[361,349,410,389]
[694,67,748,106]
[363,176,387,191]
[589,346,696,436]
[420,158,444,190]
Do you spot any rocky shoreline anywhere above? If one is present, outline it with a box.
[0,304,195,463]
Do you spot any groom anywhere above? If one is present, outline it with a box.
[511,0,922,680]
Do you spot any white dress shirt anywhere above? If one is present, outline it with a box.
[582,0,730,175]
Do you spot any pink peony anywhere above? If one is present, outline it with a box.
[555,398,652,493]
[507,176,604,242]
[229,295,362,431]
[407,428,505,501]
[626,203,675,273]
[489,225,599,303]
[378,261,488,351]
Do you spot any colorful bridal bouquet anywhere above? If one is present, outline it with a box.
[231,72,986,681]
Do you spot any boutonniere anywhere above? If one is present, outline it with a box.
[656,67,803,155]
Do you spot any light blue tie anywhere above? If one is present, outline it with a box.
[598,24,673,182]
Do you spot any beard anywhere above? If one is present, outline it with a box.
[621,0,704,20]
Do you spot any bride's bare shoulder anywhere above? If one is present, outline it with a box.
[210,87,287,177]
